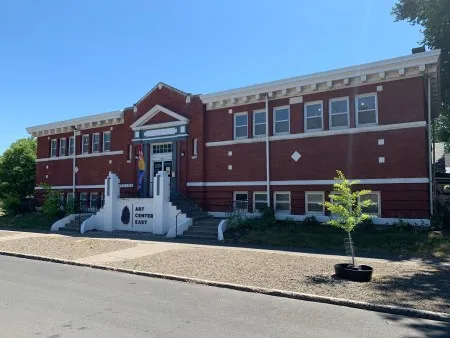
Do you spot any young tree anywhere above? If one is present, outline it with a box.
[0,138,36,200]
[392,0,450,147]
[323,171,375,267]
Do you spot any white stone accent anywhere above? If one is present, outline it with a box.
[228,151,232,156]
[109,160,112,164]
[228,109,233,114]
[377,85,383,92]
[289,96,303,105]
[379,157,385,164]
[378,138,385,145]
[291,151,301,162]
[228,165,232,171]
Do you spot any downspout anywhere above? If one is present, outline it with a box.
[265,94,270,207]
[427,76,434,215]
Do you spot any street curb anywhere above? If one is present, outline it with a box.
[1,250,449,322]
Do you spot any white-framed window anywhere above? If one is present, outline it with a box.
[82,135,90,154]
[355,94,378,126]
[305,101,323,132]
[329,97,350,129]
[66,193,74,205]
[233,191,248,211]
[59,138,66,157]
[305,191,325,215]
[58,193,65,206]
[193,138,198,157]
[103,131,111,152]
[253,110,266,137]
[253,192,268,211]
[359,192,380,217]
[90,192,99,209]
[68,136,75,155]
[79,192,88,209]
[50,139,57,157]
[92,133,100,153]
[152,143,172,154]
[274,192,291,213]
[273,106,290,135]
[234,112,248,139]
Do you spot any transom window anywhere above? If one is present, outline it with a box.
[329,97,349,129]
[253,192,268,211]
[359,192,380,216]
[273,106,290,134]
[305,101,323,131]
[59,138,66,156]
[68,136,75,155]
[356,94,378,126]
[103,132,111,152]
[50,139,57,157]
[82,135,90,154]
[305,192,325,214]
[92,133,100,152]
[253,110,266,137]
[274,192,290,212]
[152,143,172,154]
[234,112,248,139]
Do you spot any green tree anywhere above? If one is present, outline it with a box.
[0,138,36,200]
[323,171,375,267]
[392,0,450,146]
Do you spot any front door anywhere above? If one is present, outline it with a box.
[150,143,174,197]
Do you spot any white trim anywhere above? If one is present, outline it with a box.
[135,120,187,131]
[50,139,57,158]
[59,138,67,157]
[205,121,426,147]
[234,111,248,140]
[91,133,100,153]
[132,134,188,142]
[130,104,189,130]
[253,191,268,212]
[304,100,324,132]
[355,93,378,127]
[274,191,291,213]
[36,150,124,162]
[193,138,198,157]
[35,183,134,190]
[329,96,350,130]
[273,105,290,135]
[233,191,249,212]
[358,191,381,217]
[102,131,111,152]
[186,177,429,187]
[253,109,266,137]
[305,191,325,215]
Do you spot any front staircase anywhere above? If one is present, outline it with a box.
[171,196,221,240]
[59,214,93,233]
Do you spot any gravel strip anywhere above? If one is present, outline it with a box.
[0,236,137,260]
[0,231,19,237]
[107,247,450,314]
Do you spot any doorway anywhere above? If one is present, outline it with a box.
[150,143,174,196]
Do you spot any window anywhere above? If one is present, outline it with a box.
[68,136,75,155]
[59,138,66,157]
[90,193,99,209]
[234,192,248,211]
[305,192,324,214]
[152,143,172,154]
[329,97,349,129]
[50,139,57,157]
[92,133,100,152]
[359,192,380,216]
[234,112,248,139]
[274,192,290,212]
[253,110,266,137]
[356,94,378,126]
[82,135,90,154]
[305,101,323,131]
[193,138,198,157]
[79,192,88,209]
[273,106,290,134]
[128,144,133,161]
[103,132,111,152]
[253,192,268,211]
[66,192,74,205]
[58,193,65,207]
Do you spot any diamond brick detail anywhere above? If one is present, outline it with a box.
[291,151,301,162]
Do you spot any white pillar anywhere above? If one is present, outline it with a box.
[152,170,170,234]
[104,172,120,232]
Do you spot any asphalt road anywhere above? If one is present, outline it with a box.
[0,256,448,337]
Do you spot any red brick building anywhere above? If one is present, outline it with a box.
[27,50,441,224]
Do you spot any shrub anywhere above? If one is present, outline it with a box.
[1,192,21,215]
[302,215,321,226]
[40,184,61,219]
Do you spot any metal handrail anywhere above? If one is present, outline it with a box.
[175,210,182,238]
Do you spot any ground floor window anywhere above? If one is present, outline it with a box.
[305,192,324,215]
[359,192,380,217]
[67,192,74,205]
[90,193,99,209]
[233,191,248,211]
[274,192,290,212]
[80,192,88,209]
[253,192,268,211]
[58,193,65,207]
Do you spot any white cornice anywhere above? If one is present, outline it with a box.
[26,110,124,137]
[36,150,124,162]
[200,50,440,110]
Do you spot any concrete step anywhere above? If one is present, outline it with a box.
[59,227,80,234]
[184,228,217,236]
[189,225,218,231]
[192,215,213,221]
[180,233,217,240]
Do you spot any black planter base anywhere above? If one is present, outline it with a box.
[334,263,373,282]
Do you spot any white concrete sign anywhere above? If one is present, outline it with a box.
[143,127,177,138]
[117,199,154,231]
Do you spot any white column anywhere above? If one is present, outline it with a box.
[152,170,170,234]
[104,172,120,232]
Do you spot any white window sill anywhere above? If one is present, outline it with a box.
[356,123,378,128]
[126,160,131,163]
[273,132,290,136]
[191,156,198,160]
[305,129,324,133]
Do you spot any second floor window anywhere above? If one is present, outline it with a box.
[50,139,57,157]
[253,110,266,137]
[273,107,290,134]
[234,112,248,139]
[329,97,349,129]
[68,136,75,155]
[92,133,100,152]
[82,135,90,154]
[305,101,323,132]
[103,132,111,152]
[59,138,66,156]
[356,94,378,126]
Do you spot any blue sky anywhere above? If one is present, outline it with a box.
[0,0,422,154]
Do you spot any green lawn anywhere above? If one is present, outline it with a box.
[0,212,54,231]
[225,223,450,258]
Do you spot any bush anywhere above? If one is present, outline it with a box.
[1,192,21,215]
[302,215,321,226]
[40,184,62,219]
